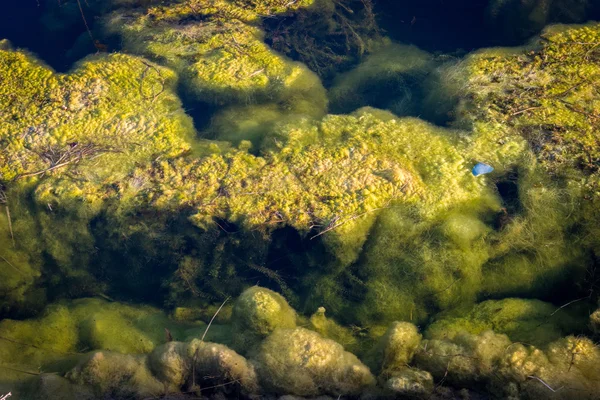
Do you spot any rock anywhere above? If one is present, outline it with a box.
[188,339,261,395]
[148,341,190,389]
[66,351,163,398]
[369,321,422,374]
[385,368,434,397]
[254,327,375,396]
[231,287,297,352]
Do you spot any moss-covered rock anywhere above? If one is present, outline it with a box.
[23,374,94,400]
[66,351,163,399]
[384,368,434,397]
[104,0,327,114]
[188,339,261,394]
[366,321,422,376]
[425,298,588,347]
[415,331,600,399]
[148,341,190,390]
[254,327,375,396]
[231,286,297,351]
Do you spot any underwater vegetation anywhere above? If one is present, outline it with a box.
[1,0,600,398]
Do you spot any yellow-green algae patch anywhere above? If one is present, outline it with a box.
[104,0,326,113]
[425,298,588,347]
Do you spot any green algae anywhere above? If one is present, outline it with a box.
[1,7,600,398]
[425,298,588,347]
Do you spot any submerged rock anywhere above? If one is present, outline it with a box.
[384,368,434,397]
[66,351,163,399]
[425,298,588,347]
[231,286,297,352]
[366,321,422,375]
[254,327,375,396]
[188,339,261,395]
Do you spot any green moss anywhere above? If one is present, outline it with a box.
[460,23,600,175]
[425,298,588,347]
[254,327,375,396]
[308,306,358,352]
[231,286,297,352]
[104,1,327,112]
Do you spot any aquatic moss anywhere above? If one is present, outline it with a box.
[104,0,327,113]
[230,286,297,351]
[460,23,600,175]
[425,298,588,347]
[254,327,375,396]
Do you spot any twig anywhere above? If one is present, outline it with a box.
[0,254,25,276]
[4,205,14,247]
[310,207,384,240]
[550,296,590,316]
[527,375,563,392]
[75,0,95,48]
[201,297,230,341]
[0,365,42,376]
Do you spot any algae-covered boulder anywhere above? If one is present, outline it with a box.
[254,327,375,396]
[384,368,434,397]
[66,351,163,399]
[231,286,297,351]
[425,298,588,347]
[414,331,600,399]
[148,341,190,390]
[591,308,600,334]
[367,321,422,375]
[104,0,327,114]
[23,374,94,400]
[188,339,261,394]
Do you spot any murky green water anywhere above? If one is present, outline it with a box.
[1,1,600,399]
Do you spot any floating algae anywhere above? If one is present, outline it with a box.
[1,1,600,398]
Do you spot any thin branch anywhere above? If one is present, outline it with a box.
[527,375,563,392]
[550,296,590,316]
[0,254,25,276]
[5,205,14,247]
[201,297,230,341]
[75,0,95,47]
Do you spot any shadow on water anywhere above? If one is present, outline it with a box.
[0,0,98,72]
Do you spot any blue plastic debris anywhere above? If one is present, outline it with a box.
[472,162,494,176]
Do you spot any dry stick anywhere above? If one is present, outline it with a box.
[0,254,25,276]
[201,297,230,342]
[4,205,14,247]
[550,296,590,316]
[75,0,95,46]
[527,376,563,392]
[310,207,385,240]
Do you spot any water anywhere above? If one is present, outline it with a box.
[1,0,600,399]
